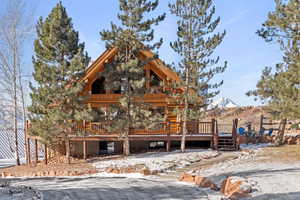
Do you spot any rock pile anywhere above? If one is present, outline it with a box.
[104,166,157,176]
[0,169,98,178]
[221,176,255,199]
[179,173,256,199]
[179,173,218,191]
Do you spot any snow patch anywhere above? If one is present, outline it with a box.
[240,143,273,150]
[209,97,238,109]
[193,145,300,199]
[93,149,219,173]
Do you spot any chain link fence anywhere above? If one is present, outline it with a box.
[0,128,42,160]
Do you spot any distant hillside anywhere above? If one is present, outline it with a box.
[208,106,273,130]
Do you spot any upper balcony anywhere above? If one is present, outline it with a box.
[85,93,170,104]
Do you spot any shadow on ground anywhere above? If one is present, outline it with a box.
[207,167,300,181]
[8,176,211,200]
[246,191,300,200]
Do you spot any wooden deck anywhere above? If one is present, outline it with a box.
[25,119,240,165]
[69,121,215,142]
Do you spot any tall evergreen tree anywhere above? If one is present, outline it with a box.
[247,0,300,145]
[29,2,92,147]
[100,0,165,156]
[169,0,227,152]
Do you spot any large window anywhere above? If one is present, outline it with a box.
[91,77,106,94]
[150,70,161,87]
[150,70,163,93]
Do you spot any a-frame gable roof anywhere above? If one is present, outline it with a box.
[83,47,181,82]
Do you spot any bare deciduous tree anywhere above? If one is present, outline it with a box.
[0,0,34,165]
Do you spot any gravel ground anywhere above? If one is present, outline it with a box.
[2,176,218,200]
[0,180,41,200]
[195,144,300,200]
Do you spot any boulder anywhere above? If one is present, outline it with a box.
[194,176,219,191]
[296,137,300,145]
[88,169,98,174]
[140,168,151,176]
[49,170,56,176]
[287,137,296,145]
[179,173,195,183]
[221,177,252,199]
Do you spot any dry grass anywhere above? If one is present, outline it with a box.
[257,145,300,163]
[0,158,96,177]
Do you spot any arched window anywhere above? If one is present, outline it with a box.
[91,77,106,94]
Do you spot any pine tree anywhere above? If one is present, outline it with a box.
[248,0,300,119]
[169,0,227,152]
[100,0,165,156]
[29,2,92,147]
[247,0,300,145]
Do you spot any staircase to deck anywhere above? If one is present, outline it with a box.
[214,119,240,151]
[217,136,236,151]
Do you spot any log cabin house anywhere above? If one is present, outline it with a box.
[26,47,239,164]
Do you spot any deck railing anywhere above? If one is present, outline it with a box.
[86,93,168,103]
[71,121,214,136]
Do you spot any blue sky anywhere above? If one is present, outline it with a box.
[2,0,282,106]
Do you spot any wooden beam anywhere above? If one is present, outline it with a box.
[83,140,87,160]
[69,135,212,142]
[259,115,264,132]
[212,119,218,150]
[27,138,31,164]
[34,139,38,165]
[27,135,43,140]
[66,139,71,164]
[166,122,171,152]
[44,144,48,165]
[146,68,150,89]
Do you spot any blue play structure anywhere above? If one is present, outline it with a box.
[238,127,245,135]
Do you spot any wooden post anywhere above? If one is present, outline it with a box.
[276,118,287,145]
[246,123,251,145]
[259,115,264,133]
[213,119,218,150]
[27,137,31,164]
[83,120,86,136]
[166,121,171,152]
[66,139,71,164]
[44,144,48,165]
[232,119,239,150]
[34,139,38,165]
[83,140,87,160]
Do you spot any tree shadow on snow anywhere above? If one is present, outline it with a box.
[207,167,300,181]
[248,191,300,200]
[10,176,209,200]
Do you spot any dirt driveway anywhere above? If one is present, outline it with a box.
[7,176,213,200]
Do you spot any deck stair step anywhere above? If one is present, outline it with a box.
[217,135,236,151]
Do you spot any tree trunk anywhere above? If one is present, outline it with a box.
[65,139,71,164]
[181,8,192,153]
[181,100,188,153]
[123,132,130,156]
[275,118,287,146]
[13,34,20,166]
